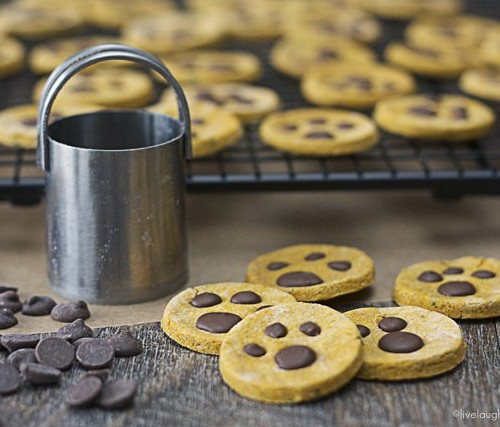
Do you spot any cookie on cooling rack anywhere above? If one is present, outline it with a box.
[459,68,500,101]
[352,0,463,20]
[0,37,24,79]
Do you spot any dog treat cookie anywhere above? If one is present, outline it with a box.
[246,244,375,301]
[302,63,416,109]
[33,68,154,108]
[345,306,465,380]
[220,302,362,403]
[159,51,262,84]
[29,36,121,75]
[155,83,281,124]
[123,12,224,55]
[394,256,500,319]
[259,108,379,157]
[385,42,479,79]
[0,37,24,79]
[374,94,495,142]
[0,104,101,149]
[270,36,376,79]
[459,68,500,101]
[352,0,463,20]
[161,283,296,354]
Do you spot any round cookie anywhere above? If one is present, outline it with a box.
[259,108,379,157]
[33,68,154,109]
[394,256,500,319]
[385,42,479,79]
[155,83,281,124]
[270,36,376,79]
[161,283,296,355]
[0,37,24,79]
[374,94,495,142]
[344,306,465,380]
[29,36,122,75]
[0,103,102,149]
[159,51,262,84]
[481,31,500,67]
[246,244,375,301]
[122,12,224,55]
[220,302,362,403]
[302,63,416,109]
[459,68,500,101]
[352,0,463,20]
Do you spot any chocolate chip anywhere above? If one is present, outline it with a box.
[7,348,37,371]
[0,362,22,395]
[378,317,407,332]
[337,122,354,129]
[67,376,103,407]
[304,131,334,139]
[318,49,338,60]
[1,333,40,352]
[76,339,115,369]
[226,94,253,105]
[357,324,370,337]
[267,262,289,271]
[281,124,297,131]
[190,292,222,308]
[328,261,352,271]
[275,345,317,370]
[309,118,327,125]
[346,76,372,91]
[82,369,110,381]
[74,337,96,349]
[443,267,464,275]
[243,343,266,357]
[98,379,138,410]
[378,332,424,353]
[299,322,321,336]
[35,337,75,370]
[192,118,206,126]
[452,106,468,120]
[230,291,262,305]
[0,285,18,294]
[21,117,38,127]
[195,312,242,333]
[256,305,273,311]
[438,281,476,297]
[472,270,496,279]
[305,252,325,261]
[418,271,443,283]
[277,271,324,287]
[23,363,61,385]
[408,106,437,117]
[21,296,57,316]
[196,92,221,104]
[57,319,93,343]
[51,301,90,323]
[0,308,17,330]
[0,291,22,313]
[265,322,287,338]
[109,330,142,357]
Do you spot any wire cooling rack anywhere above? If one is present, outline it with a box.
[0,0,499,205]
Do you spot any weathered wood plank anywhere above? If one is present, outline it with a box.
[1,302,499,427]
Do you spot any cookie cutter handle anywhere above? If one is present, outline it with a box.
[37,43,192,172]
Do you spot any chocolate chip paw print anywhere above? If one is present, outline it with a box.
[220,302,362,403]
[161,283,296,355]
[394,256,500,318]
[345,306,465,380]
[246,244,375,301]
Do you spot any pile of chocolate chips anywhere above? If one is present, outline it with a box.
[0,318,143,409]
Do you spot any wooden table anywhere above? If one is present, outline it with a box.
[2,302,499,427]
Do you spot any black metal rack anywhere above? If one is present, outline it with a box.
[1,0,500,205]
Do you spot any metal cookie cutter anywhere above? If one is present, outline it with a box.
[37,44,191,304]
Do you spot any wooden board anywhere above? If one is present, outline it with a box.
[1,302,499,427]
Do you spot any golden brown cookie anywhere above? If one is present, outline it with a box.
[374,94,495,142]
[459,68,500,101]
[302,62,416,109]
[259,108,379,157]
[345,306,466,380]
[394,256,500,319]
[0,37,24,79]
[220,302,362,403]
[481,29,500,67]
[352,0,463,20]
[161,283,296,355]
[246,244,375,302]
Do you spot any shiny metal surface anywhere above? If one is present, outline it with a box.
[38,45,190,304]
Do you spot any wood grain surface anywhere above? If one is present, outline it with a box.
[1,302,499,427]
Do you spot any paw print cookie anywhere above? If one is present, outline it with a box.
[159,51,262,84]
[345,306,465,380]
[259,109,379,157]
[161,283,296,354]
[459,68,500,102]
[374,94,495,142]
[270,36,376,79]
[394,256,500,319]
[220,302,362,403]
[302,63,416,109]
[0,37,24,79]
[246,244,375,301]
